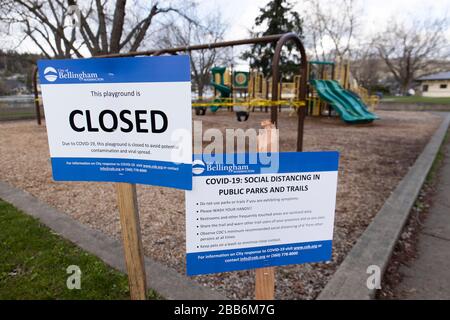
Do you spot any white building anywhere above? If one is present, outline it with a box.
[417,72,450,97]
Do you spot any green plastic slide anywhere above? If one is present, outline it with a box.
[310,80,379,124]
[210,82,231,112]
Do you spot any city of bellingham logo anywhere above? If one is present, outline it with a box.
[43,67,58,82]
[192,159,206,175]
[193,158,252,175]
[42,66,102,82]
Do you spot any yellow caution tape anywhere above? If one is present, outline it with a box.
[191,99,306,108]
[33,95,305,109]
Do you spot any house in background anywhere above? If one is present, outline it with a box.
[416,72,450,97]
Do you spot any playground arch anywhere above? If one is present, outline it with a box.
[32,32,308,151]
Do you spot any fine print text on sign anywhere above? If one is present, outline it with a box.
[185,152,339,276]
[38,56,192,190]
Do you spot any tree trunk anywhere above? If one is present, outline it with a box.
[110,0,127,53]
[400,82,409,95]
[197,83,204,100]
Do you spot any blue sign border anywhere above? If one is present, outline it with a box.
[193,151,340,176]
[187,240,332,276]
[187,151,339,275]
[39,55,192,190]
[38,55,190,84]
[52,157,192,190]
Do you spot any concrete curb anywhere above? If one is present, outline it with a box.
[0,181,227,300]
[318,113,450,300]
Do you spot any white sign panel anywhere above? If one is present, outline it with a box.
[38,56,192,189]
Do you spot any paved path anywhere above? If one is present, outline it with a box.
[397,130,450,299]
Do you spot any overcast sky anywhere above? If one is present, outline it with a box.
[4,0,450,54]
[207,0,450,40]
[195,0,450,68]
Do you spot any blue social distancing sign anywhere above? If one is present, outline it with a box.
[185,152,339,276]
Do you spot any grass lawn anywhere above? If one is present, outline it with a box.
[0,199,159,300]
[382,96,450,105]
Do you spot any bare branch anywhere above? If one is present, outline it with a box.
[373,17,449,94]
[95,0,108,53]
[109,0,126,53]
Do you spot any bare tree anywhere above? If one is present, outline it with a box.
[373,17,450,94]
[350,44,384,91]
[157,13,227,99]
[0,0,195,58]
[303,0,360,61]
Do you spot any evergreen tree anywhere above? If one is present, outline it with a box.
[241,0,303,78]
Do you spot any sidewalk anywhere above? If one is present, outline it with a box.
[397,131,450,299]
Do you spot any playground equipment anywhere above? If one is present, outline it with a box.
[311,80,378,123]
[33,30,380,141]
[210,67,231,113]
[193,66,304,115]
[32,29,380,126]
[193,56,378,124]
[333,59,380,111]
[307,60,379,123]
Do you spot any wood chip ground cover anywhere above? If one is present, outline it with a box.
[0,110,442,299]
